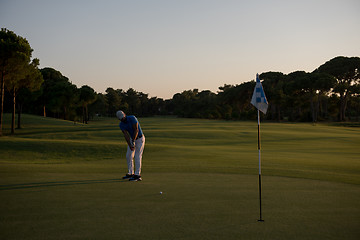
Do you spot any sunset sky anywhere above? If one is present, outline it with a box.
[1,0,359,99]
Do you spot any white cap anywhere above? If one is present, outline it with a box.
[116,110,125,120]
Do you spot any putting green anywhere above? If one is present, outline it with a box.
[1,169,359,240]
[0,115,359,239]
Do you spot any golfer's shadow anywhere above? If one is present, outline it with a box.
[0,178,126,191]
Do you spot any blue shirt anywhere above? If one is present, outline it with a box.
[119,115,143,139]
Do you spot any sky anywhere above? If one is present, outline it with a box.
[1,0,359,99]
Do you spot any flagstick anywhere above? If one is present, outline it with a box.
[257,109,264,222]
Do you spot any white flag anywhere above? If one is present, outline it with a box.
[251,73,268,114]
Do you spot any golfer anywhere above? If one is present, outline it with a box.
[116,110,145,181]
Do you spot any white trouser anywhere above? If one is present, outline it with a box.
[126,135,145,176]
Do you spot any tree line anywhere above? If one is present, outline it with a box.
[166,59,360,123]
[1,29,360,135]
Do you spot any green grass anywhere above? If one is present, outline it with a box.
[0,114,359,239]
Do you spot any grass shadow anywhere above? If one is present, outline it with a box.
[0,178,127,191]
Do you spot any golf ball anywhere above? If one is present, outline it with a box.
[160,191,163,194]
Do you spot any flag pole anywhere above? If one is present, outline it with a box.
[251,73,267,222]
[257,109,264,222]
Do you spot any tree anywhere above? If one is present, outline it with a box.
[14,59,43,129]
[316,56,360,121]
[0,28,34,134]
[218,82,255,120]
[105,88,122,117]
[89,93,108,117]
[125,88,142,115]
[308,72,336,121]
[147,97,166,116]
[217,84,235,119]
[170,89,199,118]
[40,68,77,120]
[196,90,219,119]
[79,85,96,124]
[261,72,286,121]
[0,28,32,136]
[286,71,336,122]
[285,71,313,121]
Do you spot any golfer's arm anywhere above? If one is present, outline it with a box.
[122,130,131,146]
[132,123,139,140]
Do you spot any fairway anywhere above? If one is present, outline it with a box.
[0,114,359,239]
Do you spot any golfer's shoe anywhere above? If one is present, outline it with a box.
[122,174,134,180]
[129,175,142,182]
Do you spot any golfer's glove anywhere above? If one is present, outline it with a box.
[130,138,135,148]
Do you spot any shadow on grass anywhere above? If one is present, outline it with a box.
[0,178,127,191]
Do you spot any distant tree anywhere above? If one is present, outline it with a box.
[218,82,255,120]
[285,71,311,121]
[14,58,43,129]
[316,56,360,121]
[125,88,142,115]
[40,68,77,120]
[217,84,235,119]
[196,90,218,119]
[4,61,27,134]
[286,71,336,122]
[171,89,199,118]
[105,88,122,116]
[79,85,96,124]
[0,28,33,135]
[138,92,149,116]
[169,89,220,119]
[308,72,336,121]
[261,72,286,121]
[346,84,360,121]
[147,97,166,116]
[0,29,38,134]
[61,83,79,121]
[89,93,108,117]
